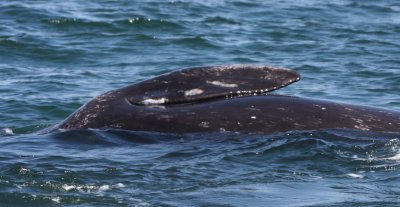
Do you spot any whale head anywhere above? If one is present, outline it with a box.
[57,65,300,130]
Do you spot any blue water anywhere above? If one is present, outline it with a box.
[1,0,400,206]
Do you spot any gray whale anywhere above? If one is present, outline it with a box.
[54,65,400,134]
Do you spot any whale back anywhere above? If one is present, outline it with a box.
[125,65,300,105]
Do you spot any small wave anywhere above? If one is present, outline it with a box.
[203,16,241,25]
[122,17,183,29]
[50,128,184,146]
[158,148,212,159]
[44,18,116,29]
[347,2,397,13]
[170,36,219,49]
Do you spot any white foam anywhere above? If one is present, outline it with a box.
[62,184,75,191]
[386,139,400,160]
[62,183,122,192]
[0,128,14,136]
[128,17,140,23]
[387,153,400,160]
[98,185,110,191]
[115,183,125,188]
[346,173,364,179]
[19,167,30,174]
[51,197,61,203]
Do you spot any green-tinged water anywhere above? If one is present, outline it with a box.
[1,0,400,206]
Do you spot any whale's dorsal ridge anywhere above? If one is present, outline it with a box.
[127,64,300,105]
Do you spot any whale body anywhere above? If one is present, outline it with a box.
[54,65,400,134]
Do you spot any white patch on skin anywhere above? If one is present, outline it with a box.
[313,104,326,110]
[247,105,260,111]
[184,88,204,97]
[109,123,125,128]
[148,105,166,109]
[160,115,173,119]
[251,116,257,119]
[354,120,370,131]
[313,104,327,110]
[354,118,364,124]
[141,97,167,105]
[158,115,173,121]
[207,80,238,88]
[199,121,210,128]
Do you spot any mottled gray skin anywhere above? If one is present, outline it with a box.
[58,94,400,134]
[56,65,400,134]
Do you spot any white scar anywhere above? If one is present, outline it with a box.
[141,97,167,105]
[207,81,238,88]
[184,88,204,97]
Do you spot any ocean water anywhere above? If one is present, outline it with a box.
[1,0,400,206]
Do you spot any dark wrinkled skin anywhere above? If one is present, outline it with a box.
[51,65,400,134]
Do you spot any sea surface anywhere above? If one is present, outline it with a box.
[1,0,400,206]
